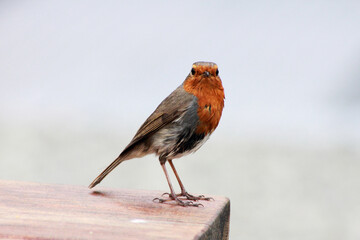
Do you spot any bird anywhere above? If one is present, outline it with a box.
[89,61,225,207]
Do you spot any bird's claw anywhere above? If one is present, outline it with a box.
[152,197,164,203]
[161,192,213,201]
[161,192,172,198]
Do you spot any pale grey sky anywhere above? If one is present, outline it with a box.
[1,1,359,144]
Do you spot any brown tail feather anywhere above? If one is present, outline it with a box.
[88,155,126,189]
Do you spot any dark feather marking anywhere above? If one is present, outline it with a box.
[205,104,211,113]
[174,132,205,154]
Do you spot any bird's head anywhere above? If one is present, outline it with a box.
[189,61,219,80]
[184,61,223,93]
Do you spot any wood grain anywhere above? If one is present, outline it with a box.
[0,180,230,240]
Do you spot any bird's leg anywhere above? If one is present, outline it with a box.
[153,158,202,207]
[168,159,213,201]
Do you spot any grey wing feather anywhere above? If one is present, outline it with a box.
[122,84,195,152]
[89,84,196,189]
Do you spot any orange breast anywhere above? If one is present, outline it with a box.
[183,75,225,135]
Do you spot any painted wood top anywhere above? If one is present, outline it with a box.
[0,180,230,240]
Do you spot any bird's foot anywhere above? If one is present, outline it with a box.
[153,194,203,207]
[161,192,213,201]
[181,192,214,201]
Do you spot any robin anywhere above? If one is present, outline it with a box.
[89,61,225,207]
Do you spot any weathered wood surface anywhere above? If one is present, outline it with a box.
[0,180,230,240]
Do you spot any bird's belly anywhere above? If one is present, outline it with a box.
[150,125,210,159]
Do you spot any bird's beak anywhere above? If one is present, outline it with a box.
[203,71,210,77]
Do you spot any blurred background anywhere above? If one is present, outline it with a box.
[1,1,359,239]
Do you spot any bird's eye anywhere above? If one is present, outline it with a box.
[191,68,196,75]
[216,69,219,76]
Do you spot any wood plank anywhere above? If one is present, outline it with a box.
[0,180,230,240]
